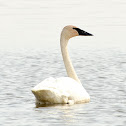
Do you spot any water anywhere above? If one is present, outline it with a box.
[0,0,126,126]
[0,48,126,126]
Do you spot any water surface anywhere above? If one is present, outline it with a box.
[0,48,126,126]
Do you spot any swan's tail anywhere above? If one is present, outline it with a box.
[32,88,69,104]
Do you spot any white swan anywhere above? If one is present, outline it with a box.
[32,25,93,105]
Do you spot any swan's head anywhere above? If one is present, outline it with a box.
[61,25,93,40]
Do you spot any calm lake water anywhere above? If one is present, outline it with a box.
[0,48,126,126]
[0,0,126,126]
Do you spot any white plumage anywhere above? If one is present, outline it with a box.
[31,25,93,105]
[32,77,90,104]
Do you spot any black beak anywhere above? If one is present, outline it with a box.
[73,28,93,36]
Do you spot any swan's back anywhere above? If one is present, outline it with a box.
[32,77,90,104]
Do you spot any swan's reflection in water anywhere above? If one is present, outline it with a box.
[36,103,71,108]
[35,103,90,125]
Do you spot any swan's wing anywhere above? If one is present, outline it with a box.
[32,77,70,104]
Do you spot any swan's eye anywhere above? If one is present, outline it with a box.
[73,28,93,36]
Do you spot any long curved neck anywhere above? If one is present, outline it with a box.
[60,36,81,84]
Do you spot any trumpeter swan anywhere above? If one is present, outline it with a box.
[32,25,93,105]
